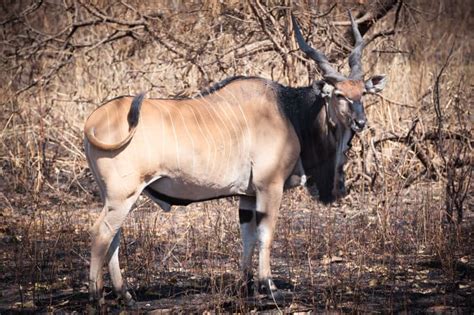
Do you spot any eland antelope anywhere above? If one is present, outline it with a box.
[84,11,386,305]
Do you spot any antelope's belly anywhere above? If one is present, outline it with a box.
[146,165,253,204]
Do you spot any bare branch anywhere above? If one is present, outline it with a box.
[77,0,146,27]
[0,0,43,26]
[249,1,288,60]
[365,0,404,45]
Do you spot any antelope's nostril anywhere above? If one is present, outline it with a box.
[355,119,366,129]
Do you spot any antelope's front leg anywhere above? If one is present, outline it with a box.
[255,183,283,296]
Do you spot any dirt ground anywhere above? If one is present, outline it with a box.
[1,184,472,313]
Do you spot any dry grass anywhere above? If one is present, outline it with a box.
[0,0,472,313]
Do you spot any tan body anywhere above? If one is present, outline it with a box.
[85,79,300,202]
[85,78,302,303]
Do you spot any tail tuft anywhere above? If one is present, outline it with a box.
[127,93,145,128]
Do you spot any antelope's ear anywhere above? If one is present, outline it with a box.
[365,74,387,93]
[313,80,335,99]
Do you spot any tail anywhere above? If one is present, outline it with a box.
[85,93,145,151]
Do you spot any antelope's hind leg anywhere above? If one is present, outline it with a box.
[107,228,134,305]
[89,193,139,306]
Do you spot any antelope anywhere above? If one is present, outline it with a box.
[84,11,386,305]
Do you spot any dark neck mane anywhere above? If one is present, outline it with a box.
[276,83,339,202]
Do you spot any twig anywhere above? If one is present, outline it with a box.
[433,41,456,161]
[365,0,404,46]
[374,131,472,147]
[315,4,337,18]
[405,117,419,142]
[372,118,439,181]
[372,92,417,109]
[15,52,74,96]
[0,0,44,26]
[71,248,90,265]
[77,0,146,27]
[249,1,287,60]
[371,49,410,54]
[406,119,438,179]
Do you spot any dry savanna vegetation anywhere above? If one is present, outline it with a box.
[0,0,472,313]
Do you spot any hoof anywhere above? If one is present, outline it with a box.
[258,278,289,302]
[119,291,136,307]
[240,274,255,297]
[267,289,287,302]
[258,278,277,295]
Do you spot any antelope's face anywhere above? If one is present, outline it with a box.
[324,76,386,132]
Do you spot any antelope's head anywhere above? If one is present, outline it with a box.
[292,12,387,133]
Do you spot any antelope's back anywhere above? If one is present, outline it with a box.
[84,78,296,188]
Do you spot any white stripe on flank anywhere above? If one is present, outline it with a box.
[203,96,233,180]
[213,91,242,154]
[105,106,122,179]
[177,107,195,174]
[195,96,219,177]
[188,104,212,174]
[105,106,111,144]
[213,91,240,175]
[113,103,122,141]
[216,89,248,162]
[220,89,246,141]
[162,104,180,170]
[198,93,227,179]
[141,115,152,167]
[150,101,165,170]
[221,87,252,152]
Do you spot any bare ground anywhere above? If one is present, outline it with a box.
[1,183,472,313]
